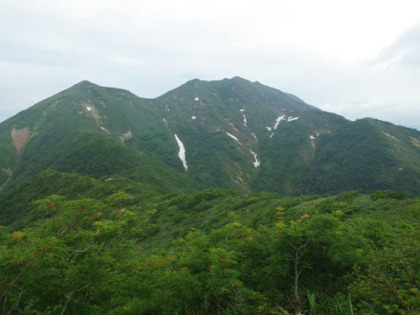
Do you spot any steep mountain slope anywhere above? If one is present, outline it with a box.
[0,81,200,192]
[0,77,419,196]
[153,77,349,192]
[302,118,420,195]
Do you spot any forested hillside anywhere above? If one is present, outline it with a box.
[1,78,420,196]
[0,78,419,314]
[0,175,418,314]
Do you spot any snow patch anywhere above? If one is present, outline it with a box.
[86,106,92,112]
[270,133,274,138]
[192,116,196,120]
[266,126,272,131]
[251,132,258,142]
[250,149,260,168]
[239,109,247,127]
[100,126,111,135]
[119,130,133,143]
[310,135,316,140]
[163,118,167,123]
[287,116,299,122]
[194,97,199,101]
[274,115,286,130]
[226,132,242,145]
[174,134,188,171]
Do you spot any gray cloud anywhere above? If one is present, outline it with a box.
[374,25,420,68]
[1,1,420,131]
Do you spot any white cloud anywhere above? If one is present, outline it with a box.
[373,25,420,68]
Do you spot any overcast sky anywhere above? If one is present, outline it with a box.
[1,0,420,129]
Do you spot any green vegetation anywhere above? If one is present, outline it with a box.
[0,181,418,314]
[1,77,420,195]
[0,78,419,313]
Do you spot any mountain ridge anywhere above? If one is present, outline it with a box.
[0,77,419,195]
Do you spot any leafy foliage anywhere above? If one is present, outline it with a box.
[0,185,418,314]
[0,78,419,313]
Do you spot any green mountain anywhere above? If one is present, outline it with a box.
[0,78,419,314]
[0,77,419,195]
[0,81,199,193]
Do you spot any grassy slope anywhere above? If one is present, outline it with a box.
[1,78,419,197]
[0,81,199,194]
[303,118,420,195]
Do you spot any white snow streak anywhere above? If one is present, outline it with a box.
[174,134,188,171]
[195,97,199,101]
[251,132,258,142]
[86,106,92,112]
[226,132,242,145]
[288,116,299,122]
[192,116,196,120]
[99,126,111,135]
[239,109,247,127]
[163,118,167,123]
[274,115,286,130]
[268,115,300,139]
[250,149,260,168]
[310,135,316,140]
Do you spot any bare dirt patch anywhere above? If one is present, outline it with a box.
[119,130,133,143]
[11,127,33,155]
[0,167,12,190]
[410,136,420,147]
[382,131,400,142]
[81,102,101,121]
[225,119,241,134]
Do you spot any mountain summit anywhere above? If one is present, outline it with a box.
[1,77,420,195]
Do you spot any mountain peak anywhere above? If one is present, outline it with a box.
[182,76,254,87]
[77,80,94,85]
[1,77,419,196]
[66,80,135,98]
[229,76,252,82]
[72,80,98,89]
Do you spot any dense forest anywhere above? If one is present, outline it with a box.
[1,175,418,314]
[0,79,419,314]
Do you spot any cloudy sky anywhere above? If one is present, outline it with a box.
[1,0,420,129]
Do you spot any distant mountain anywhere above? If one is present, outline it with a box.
[0,77,419,196]
[0,80,200,194]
